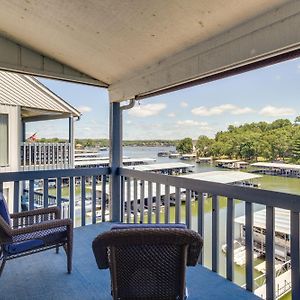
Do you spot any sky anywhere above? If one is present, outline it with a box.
[27,57,300,140]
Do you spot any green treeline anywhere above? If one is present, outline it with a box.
[196,118,300,162]
[37,138,177,148]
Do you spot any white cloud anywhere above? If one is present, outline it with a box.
[191,104,254,116]
[259,105,296,117]
[177,120,209,127]
[128,103,166,117]
[180,101,188,108]
[76,105,91,113]
[231,107,255,115]
[168,112,176,117]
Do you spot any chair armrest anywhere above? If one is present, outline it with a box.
[10,207,60,221]
[11,218,72,237]
[0,216,12,243]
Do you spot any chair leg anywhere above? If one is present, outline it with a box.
[0,258,6,277]
[67,241,72,274]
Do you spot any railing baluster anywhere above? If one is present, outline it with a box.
[245,201,253,292]
[120,176,124,222]
[69,176,74,221]
[29,145,32,169]
[0,182,3,193]
[198,192,204,264]
[156,182,161,224]
[186,189,191,229]
[13,181,19,213]
[226,197,234,281]
[148,181,153,224]
[175,187,181,223]
[212,194,219,273]
[92,176,97,224]
[133,179,138,223]
[291,211,300,300]
[101,175,107,222]
[164,185,170,224]
[266,206,275,300]
[126,177,131,223]
[140,180,145,224]
[57,177,62,209]
[81,176,86,226]
[43,179,48,208]
[29,180,34,211]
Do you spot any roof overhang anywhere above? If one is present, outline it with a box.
[0,1,299,102]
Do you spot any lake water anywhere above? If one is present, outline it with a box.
[120,146,299,299]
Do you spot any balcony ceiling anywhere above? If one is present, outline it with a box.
[0,0,299,102]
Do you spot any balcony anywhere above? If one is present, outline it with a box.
[20,142,72,171]
[0,166,299,299]
[0,222,259,300]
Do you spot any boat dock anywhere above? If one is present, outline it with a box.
[253,260,291,299]
[180,170,261,186]
[75,157,156,168]
[180,153,196,160]
[126,162,194,174]
[216,159,249,169]
[196,157,212,163]
[251,162,300,178]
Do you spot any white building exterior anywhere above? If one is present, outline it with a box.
[0,71,81,210]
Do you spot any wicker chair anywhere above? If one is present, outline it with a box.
[0,193,73,276]
[92,224,203,300]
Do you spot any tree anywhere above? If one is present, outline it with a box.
[176,137,193,154]
[294,116,300,124]
[196,135,213,157]
[292,136,300,162]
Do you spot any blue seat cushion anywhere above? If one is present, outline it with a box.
[111,223,187,230]
[4,239,44,255]
[0,193,11,225]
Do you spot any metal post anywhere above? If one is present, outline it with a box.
[110,102,122,222]
[68,116,74,167]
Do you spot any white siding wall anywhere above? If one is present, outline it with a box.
[0,104,21,211]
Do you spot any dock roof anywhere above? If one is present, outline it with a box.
[215,159,239,163]
[75,157,156,167]
[181,171,261,184]
[126,162,194,172]
[251,162,300,171]
[235,208,290,235]
[0,71,80,121]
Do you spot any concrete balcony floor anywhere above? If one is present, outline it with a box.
[0,223,260,300]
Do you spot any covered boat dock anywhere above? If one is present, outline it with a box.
[251,162,300,177]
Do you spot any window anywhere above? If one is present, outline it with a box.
[0,114,8,166]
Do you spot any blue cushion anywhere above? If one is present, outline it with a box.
[0,193,11,225]
[4,239,44,255]
[111,223,187,230]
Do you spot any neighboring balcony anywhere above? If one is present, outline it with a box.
[20,142,72,170]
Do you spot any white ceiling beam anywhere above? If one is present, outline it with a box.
[0,35,108,87]
[109,1,300,102]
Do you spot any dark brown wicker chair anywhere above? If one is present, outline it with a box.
[0,205,73,276]
[92,225,203,300]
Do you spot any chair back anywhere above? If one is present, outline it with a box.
[93,227,203,300]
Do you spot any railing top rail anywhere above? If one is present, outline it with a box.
[21,142,71,145]
[0,167,111,182]
[120,167,300,212]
